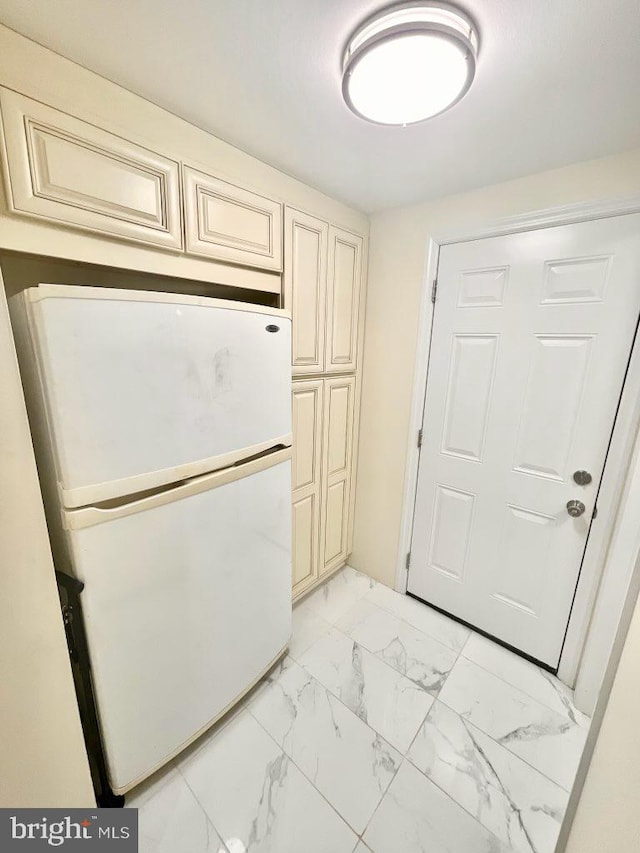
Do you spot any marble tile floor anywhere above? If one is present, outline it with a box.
[129,566,590,853]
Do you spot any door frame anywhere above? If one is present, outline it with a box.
[396,192,640,690]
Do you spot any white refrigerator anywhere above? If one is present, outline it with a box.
[10,284,292,795]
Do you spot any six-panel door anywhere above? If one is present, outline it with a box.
[284,207,328,375]
[292,379,324,596]
[320,376,356,576]
[408,214,640,666]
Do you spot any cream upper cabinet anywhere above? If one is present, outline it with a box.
[0,88,183,251]
[292,379,324,597]
[320,376,356,576]
[325,226,363,374]
[183,165,282,271]
[284,208,328,375]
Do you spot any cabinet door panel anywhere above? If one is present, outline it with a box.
[292,380,323,491]
[292,492,318,590]
[183,166,282,270]
[320,376,356,576]
[324,479,348,566]
[292,379,323,597]
[284,208,328,374]
[326,381,354,477]
[326,227,363,373]
[0,88,182,250]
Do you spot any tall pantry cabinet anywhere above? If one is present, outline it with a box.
[285,207,366,600]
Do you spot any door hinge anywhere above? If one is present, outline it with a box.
[405,552,411,572]
[593,504,598,520]
[431,279,438,303]
[417,428,423,448]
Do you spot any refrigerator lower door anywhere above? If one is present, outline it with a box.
[13,285,291,507]
[64,450,292,794]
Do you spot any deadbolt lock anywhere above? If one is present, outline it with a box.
[567,500,586,518]
[573,470,592,486]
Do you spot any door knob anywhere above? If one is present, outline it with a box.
[573,470,592,486]
[567,500,586,518]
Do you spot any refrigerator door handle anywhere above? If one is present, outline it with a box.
[64,446,292,531]
[60,433,293,509]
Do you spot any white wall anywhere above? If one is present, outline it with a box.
[351,146,640,586]
[562,563,640,853]
[0,279,94,806]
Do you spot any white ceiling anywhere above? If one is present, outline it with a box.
[1,0,639,213]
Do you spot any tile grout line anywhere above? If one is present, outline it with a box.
[295,634,436,755]
[458,648,589,725]
[293,573,468,755]
[361,754,512,853]
[172,760,232,853]
[247,704,378,841]
[246,658,406,838]
[402,745,542,853]
[143,566,575,853]
[401,703,571,853]
[320,619,447,701]
[167,572,394,848]
[405,694,570,796]
[395,621,472,762]
[305,568,588,733]
[311,582,467,679]
[366,582,587,792]
[342,578,581,792]
[362,586,472,655]
[434,689,575,794]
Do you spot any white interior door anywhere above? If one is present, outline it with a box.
[408,215,640,667]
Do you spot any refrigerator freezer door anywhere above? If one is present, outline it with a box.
[65,453,292,793]
[19,286,291,506]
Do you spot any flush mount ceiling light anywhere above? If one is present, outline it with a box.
[342,2,479,126]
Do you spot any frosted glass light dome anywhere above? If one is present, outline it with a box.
[342,2,479,126]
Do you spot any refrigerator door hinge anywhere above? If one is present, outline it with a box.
[405,552,411,572]
[417,429,423,448]
[431,279,438,303]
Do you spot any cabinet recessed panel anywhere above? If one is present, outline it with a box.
[200,193,272,253]
[492,505,556,617]
[183,166,282,270]
[32,127,164,224]
[331,239,357,363]
[428,485,475,581]
[293,493,316,588]
[458,267,508,307]
[441,335,498,462]
[326,227,362,373]
[292,386,321,491]
[293,225,322,364]
[324,479,347,565]
[285,210,328,374]
[514,335,592,481]
[542,256,611,304]
[327,382,352,478]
